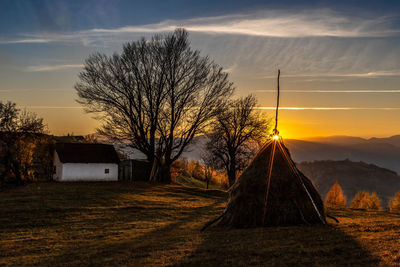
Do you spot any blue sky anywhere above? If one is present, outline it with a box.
[1,0,400,138]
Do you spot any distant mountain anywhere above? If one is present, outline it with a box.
[369,135,400,147]
[297,160,400,208]
[303,135,400,147]
[284,138,400,174]
[303,135,368,145]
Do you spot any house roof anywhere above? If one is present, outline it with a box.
[55,143,120,164]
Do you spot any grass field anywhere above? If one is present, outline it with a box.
[174,175,226,190]
[1,182,400,266]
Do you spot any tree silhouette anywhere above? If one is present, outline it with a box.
[75,29,233,183]
[206,95,269,186]
[0,101,47,185]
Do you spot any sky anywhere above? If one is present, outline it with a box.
[0,0,400,139]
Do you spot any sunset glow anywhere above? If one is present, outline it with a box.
[2,2,400,266]
[0,1,399,139]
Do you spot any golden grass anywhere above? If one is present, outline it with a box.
[1,182,400,266]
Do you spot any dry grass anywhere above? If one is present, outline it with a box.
[1,182,400,266]
[174,175,226,191]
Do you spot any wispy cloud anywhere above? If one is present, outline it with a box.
[0,38,52,44]
[88,11,399,38]
[2,9,399,45]
[0,89,74,93]
[25,64,84,72]
[223,63,238,73]
[256,107,400,110]
[260,70,400,79]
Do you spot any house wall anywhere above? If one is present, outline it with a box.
[53,151,63,181]
[60,163,118,181]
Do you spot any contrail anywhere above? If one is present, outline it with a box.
[256,107,400,110]
[20,106,400,111]
[253,90,400,93]
[19,106,83,109]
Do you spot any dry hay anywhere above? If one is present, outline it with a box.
[217,140,326,228]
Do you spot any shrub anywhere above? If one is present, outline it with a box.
[187,161,203,180]
[389,190,400,212]
[350,191,381,210]
[369,192,382,210]
[325,182,347,207]
[350,191,369,209]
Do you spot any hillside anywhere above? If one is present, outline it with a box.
[285,138,400,174]
[1,182,400,265]
[297,160,400,208]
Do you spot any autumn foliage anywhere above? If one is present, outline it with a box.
[325,182,347,207]
[389,190,400,212]
[171,159,229,188]
[350,191,382,210]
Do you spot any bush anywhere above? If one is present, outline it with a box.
[369,192,382,210]
[325,182,347,207]
[350,191,369,208]
[187,161,203,180]
[350,191,381,210]
[389,190,400,212]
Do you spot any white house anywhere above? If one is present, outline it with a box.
[53,143,120,181]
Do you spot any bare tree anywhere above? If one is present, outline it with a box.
[150,30,234,182]
[75,29,234,183]
[0,101,18,132]
[75,35,166,164]
[0,101,46,135]
[206,95,270,187]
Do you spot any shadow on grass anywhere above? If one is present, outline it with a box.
[2,181,223,266]
[38,196,225,266]
[178,222,380,266]
[0,182,153,230]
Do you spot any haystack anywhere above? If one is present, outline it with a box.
[201,69,326,229]
[216,139,326,228]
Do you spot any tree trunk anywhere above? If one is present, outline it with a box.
[10,159,23,185]
[227,166,236,187]
[227,156,237,187]
[149,157,172,183]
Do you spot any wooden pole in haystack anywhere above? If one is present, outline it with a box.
[273,69,280,135]
[262,70,281,225]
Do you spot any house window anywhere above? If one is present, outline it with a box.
[105,168,109,174]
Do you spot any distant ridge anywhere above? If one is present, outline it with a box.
[284,137,400,174]
[301,135,400,147]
